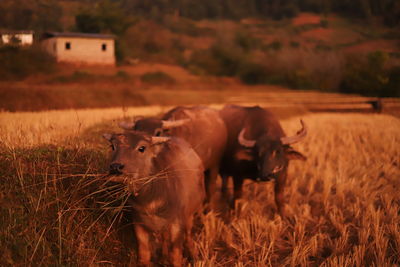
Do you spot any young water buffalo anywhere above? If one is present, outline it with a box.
[119,106,227,204]
[220,105,307,216]
[103,131,205,267]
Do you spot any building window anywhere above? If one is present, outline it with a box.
[102,44,107,51]
[65,42,71,50]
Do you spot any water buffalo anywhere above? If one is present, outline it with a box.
[103,131,205,267]
[219,105,307,215]
[119,106,227,205]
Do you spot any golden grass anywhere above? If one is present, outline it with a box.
[0,106,173,147]
[0,108,399,266]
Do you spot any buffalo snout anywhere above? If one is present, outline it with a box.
[110,163,124,175]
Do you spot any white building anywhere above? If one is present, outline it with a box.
[41,32,116,66]
[0,31,34,46]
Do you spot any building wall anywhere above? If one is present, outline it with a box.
[1,34,33,45]
[42,37,115,65]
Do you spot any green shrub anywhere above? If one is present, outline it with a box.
[290,41,300,48]
[163,16,213,37]
[382,66,400,97]
[238,62,269,85]
[263,41,283,51]
[285,69,315,89]
[210,44,246,76]
[315,43,332,51]
[140,71,175,84]
[123,21,186,64]
[0,45,56,81]
[115,70,130,81]
[272,4,299,20]
[320,19,329,28]
[186,49,220,75]
[234,30,262,52]
[339,51,396,97]
[52,71,95,83]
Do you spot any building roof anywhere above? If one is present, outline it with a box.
[0,30,34,35]
[43,32,115,40]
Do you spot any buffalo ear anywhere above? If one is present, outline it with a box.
[285,146,307,161]
[103,133,113,142]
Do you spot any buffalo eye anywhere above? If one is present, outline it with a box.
[138,146,146,153]
[155,130,162,136]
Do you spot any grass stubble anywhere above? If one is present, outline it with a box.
[0,107,399,266]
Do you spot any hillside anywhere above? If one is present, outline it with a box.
[1,9,399,113]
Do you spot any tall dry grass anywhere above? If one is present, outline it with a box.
[0,108,399,266]
[0,106,172,147]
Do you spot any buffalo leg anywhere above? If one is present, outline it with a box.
[134,224,151,266]
[221,175,229,195]
[274,171,287,216]
[169,222,183,267]
[184,215,195,261]
[205,166,219,203]
[231,176,244,208]
[161,231,170,265]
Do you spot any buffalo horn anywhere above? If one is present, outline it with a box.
[118,116,143,130]
[102,133,113,141]
[161,119,190,129]
[280,120,307,145]
[151,136,171,144]
[238,128,256,148]
[118,121,135,130]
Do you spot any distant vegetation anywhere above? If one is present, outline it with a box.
[185,32,400,97]
[1,0,399,29]
[0,45,56,80]
[340,51,400,97]
[113,0,400,26]
[0,0,399,99]
[0,0,62,32]
[140,71,176,85]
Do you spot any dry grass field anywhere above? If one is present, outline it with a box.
[1,107,399,266]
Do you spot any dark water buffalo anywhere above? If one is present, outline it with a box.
[119,106,227,204]
[219,105,307,215]
[103,131,205,267]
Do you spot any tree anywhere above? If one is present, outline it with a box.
[0,0,62,32]
[75,0,134,35]
[75,13,101,33]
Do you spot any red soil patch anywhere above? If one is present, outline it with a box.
[292,13,321,26]
[195,19,239,32]
[301,28,334,42]
[300,27,362,45]
[344,39,400,54]
[180,35,214,50]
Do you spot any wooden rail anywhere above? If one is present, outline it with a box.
[228,96,400,114]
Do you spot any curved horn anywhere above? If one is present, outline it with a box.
[238,128,256,148]
[151,136,170,144]
[281,120,307,145]
[161,119,190,129]
[102,133,113,141]
[118,116,143,130]
[118,121,135,130]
